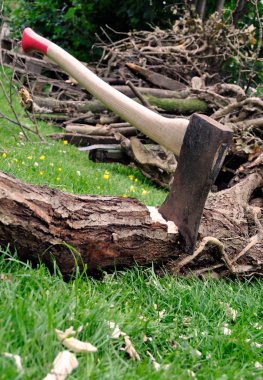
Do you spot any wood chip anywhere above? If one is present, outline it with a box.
[43,351,78,380]
[123,336,141,361]
[3,353,23,372]
[55,328,97,353]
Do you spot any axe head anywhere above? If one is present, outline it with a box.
[159,113,233,253]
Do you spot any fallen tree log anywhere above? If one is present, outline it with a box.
[49,133,118,146]
[0,171,262,277]
[145,96,209,114]
[126,63,188,91]
[32,94,208,116]
[33,96,105,114]
[113,86,190,99]
[65,124,137,137]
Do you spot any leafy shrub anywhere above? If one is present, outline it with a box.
[7,0,179,61]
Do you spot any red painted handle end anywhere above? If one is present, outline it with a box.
[22,28,51,54]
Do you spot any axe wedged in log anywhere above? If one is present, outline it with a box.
[21,28,233,253]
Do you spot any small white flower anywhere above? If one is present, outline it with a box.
[76,170,81,176]
[158,310,165,319]
[222,327,232,335]
[254,361,262,368]
[34,162,39,167]
[251,342,262,348]
[187,369,196,378]
[252,323,262,330]
[225,304,237,322]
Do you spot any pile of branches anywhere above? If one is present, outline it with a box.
[1,11,263,189]
[95,11,261,88]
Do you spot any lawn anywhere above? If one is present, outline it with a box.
[0,70,262,380]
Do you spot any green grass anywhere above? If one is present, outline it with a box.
[0,71,262,379]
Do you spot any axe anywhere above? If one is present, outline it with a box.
[21,28,233,253]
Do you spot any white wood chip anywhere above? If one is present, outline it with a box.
[55,328,97,353]
[123,336,141,361]
[147,351,161,371]
[60,337,97,353]
[3,353,23,372]
[107,321,126,339]
[43,351,78,380]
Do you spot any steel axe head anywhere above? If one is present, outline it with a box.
[159,113,233,253]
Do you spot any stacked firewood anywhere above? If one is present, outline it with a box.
[1,12,262,189]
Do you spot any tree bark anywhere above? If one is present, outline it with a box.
[49,133,118,146]
[232,0,247,27]
[196,0,207,20]
[0,172,179,276]
[0,171,262,278]
[126,63,188,91]
[32,94,205,116]
[216,0,225,14]
[65,124,137,137]
[113,86,190,99]
[33,96,105,114]
[145,96,209,114]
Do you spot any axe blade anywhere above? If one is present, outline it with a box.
[159,114,233,253]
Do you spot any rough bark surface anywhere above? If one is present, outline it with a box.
[0,171,262,277]
[0,172,179,276]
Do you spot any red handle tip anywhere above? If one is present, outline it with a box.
[22,28,50,54]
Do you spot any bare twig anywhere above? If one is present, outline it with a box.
[125,80,152,109]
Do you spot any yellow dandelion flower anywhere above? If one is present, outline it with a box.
[134,178,138,182]
[27,155,33,160]
[63,140,68,145]
[103,173,110,180]
[39,155,45,160]
[122,194,128,197]
[142,188,149,195]
[130,185,135,192]
[56,177,61,181]
[2,153,7,158]
[39,170,44,176]
[58,167,62,172]
[129,175,134,180]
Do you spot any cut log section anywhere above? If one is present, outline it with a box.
[49,133,119,146]
[0,171,262,278]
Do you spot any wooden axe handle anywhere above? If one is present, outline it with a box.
[22,28,188,156]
